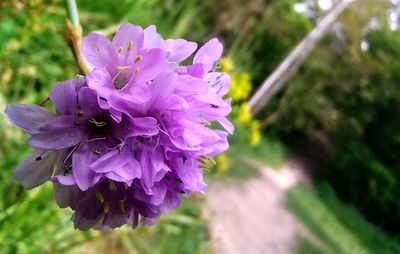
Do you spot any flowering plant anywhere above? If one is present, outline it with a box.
[5,23,232,230]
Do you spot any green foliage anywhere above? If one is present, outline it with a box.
[259,0,400,233]
[287,182,400,254]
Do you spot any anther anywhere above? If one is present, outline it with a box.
[134,68,139,75]
[103,202,110,214]
[118,47,123,54]
[127,41,133,51]
[134,55,142,63]
[200,118,211,126]
[93,148,101,155]
[95,192,105,203]
[210,104,219,109]
[109,180,116,191]
[118,66,130,71]
[119,200,126,213]
[89,118,107,127]
[198,156,216,170]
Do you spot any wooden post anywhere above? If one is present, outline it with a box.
[248,0,355,116]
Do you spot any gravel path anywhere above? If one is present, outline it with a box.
[206,158,315,254]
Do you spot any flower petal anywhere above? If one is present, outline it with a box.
[72,145,101,191]
[143,25,165,50]
[166,38,197,63]
[194,38,223,73]
[175,157,207,193]
[53,183,76,208]
[112,23,144,61]
[82,33,118,75]
[89,150,129,173]
[132,48,167,85]
[5,104,54,133]
[28,116,84,150]
[139,150,167,194]
[13,150,59,189]
[78,87,101,118]
[127,117,159,137]
[118,83,151,104]
[105,157,141,182]
[149,71,177,110]
[160,190,182,213]
[205,72,231,97]
[50,80,78,115]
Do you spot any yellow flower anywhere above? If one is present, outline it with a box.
[229,72,252,101]
[220,57,234,73]
[216,153,230,175]
[249,120,261,146]
[236,103,252,124]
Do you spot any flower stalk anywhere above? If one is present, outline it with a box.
[64,0,92,74]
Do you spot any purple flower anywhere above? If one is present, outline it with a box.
[5,23,232,230]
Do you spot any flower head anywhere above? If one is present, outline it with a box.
[5,23,232,230]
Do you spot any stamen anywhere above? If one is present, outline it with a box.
[118,47,123,54]
[127,41,133,51]
[87,137,107,142]
[200,118,211,126]
[89,118,107,127]
[93,148,101,155]
[210,104,219,109]
[109,180,116,191]
[103,201,110,214]
[134,55,142,63]
[118,66,131,71]
[96,192,105,203]
[198,156,216,170]
[134,68,139,75]
[64,143,80,163]
[119,200,126,213]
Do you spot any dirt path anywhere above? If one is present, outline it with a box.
[206,157,316,254]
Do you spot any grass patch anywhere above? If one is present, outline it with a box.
[295,237,325,254]
[287,182,400,254]
[226,135,287,179]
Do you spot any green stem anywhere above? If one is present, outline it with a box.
[64,0,80,28]
[63,0,92,74]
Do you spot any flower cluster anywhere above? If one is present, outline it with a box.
[221,57,259,146]
[5,23,232,230]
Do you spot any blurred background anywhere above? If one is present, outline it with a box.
[1,0,400,253]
